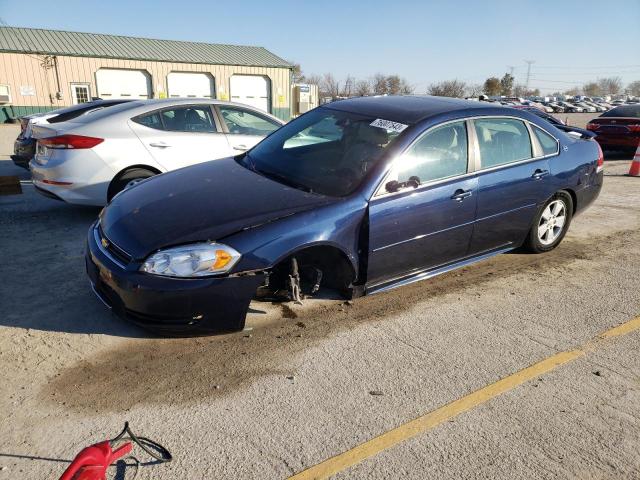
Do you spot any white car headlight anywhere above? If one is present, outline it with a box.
[140,243,241,277]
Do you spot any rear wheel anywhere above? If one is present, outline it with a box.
[524,192,573,253]
[107,168,156,202]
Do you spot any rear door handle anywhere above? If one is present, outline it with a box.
[451,189,473,201]
[149,142,171,148]
[532,169,550,180]
[233,144,248,151]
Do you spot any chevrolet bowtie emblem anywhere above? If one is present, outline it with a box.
[101,237,109,249]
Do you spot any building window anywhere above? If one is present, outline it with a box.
[71,83,91,104]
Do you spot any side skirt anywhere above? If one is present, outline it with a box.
[366,245,515,295]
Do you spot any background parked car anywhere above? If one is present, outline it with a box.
[586,104,640,154]
[12,100,132,169]
[29,99,285,205]
[558,101,582,113]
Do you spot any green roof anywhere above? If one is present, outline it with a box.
[0,26,292,68]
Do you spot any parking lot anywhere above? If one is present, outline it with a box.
[1,114,639,479]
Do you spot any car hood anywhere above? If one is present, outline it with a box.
[100,158,335,260]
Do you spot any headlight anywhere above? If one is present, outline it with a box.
[140,243,241,277]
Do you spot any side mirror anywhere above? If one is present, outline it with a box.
[385,180,400,193]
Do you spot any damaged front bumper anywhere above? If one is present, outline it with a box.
[85,223,265,336]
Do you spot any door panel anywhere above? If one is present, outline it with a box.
[468,117,555,254]
[368,177,478,285]
[470,159,552,253]
[129,106,233,170]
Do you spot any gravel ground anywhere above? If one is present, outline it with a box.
[0,121,639,480]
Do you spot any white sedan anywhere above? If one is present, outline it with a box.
[29,99,284,206]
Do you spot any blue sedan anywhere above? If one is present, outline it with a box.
[86,96,604,335]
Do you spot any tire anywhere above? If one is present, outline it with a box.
[524,191,573,253]
[107,168,156,202]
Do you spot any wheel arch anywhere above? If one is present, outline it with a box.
[107,164,163,199]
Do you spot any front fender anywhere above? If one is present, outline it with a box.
[222,196,368,278]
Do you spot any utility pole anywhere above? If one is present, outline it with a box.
[507,65,515,76]
[524,60,535,90]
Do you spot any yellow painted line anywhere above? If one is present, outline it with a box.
[288,315,640,480]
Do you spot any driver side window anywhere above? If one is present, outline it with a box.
[393,121,469,186]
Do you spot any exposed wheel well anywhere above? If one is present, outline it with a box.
[269,245,356,298]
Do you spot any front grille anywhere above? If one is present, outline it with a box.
[96,224,133,266]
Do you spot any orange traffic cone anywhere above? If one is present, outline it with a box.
[629,145,640,177]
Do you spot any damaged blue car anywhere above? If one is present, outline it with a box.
[86,96,603,335]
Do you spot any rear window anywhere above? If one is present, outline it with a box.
[532,126,559,156]
[47,100,130,124]
[601,105,640,118]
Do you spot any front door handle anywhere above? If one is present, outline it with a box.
[149,142,171,148]
[233,144,248,151]
[532,169,550,180]
[451,189,473,201]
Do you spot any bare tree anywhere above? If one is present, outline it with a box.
[428,80,467,98]
[465,83,483,97]
[341,75,355,97]
[628,80,640,97]
[583,82,601,96]
[597,77,623,95]
[354,80,372,96]
[320,73,341,98]
[289,62,305,84]
[372,74,388,95]
[386,75,402,95]
[305,74,322,86]
[398,78,414,95]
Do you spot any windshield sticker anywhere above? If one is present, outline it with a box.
[370,118,408,133]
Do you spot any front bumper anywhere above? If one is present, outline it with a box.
[85,223,265,335]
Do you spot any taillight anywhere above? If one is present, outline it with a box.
[595,142,604,173]
[628,124,640,133]
[586,123,599,131]
[39,134,104,149]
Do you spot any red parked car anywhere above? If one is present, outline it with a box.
[586,105,640,153]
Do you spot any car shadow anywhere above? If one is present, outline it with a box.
[0,190,150,338]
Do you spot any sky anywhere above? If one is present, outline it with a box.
[1,0,639,94]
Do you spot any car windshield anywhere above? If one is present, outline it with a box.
[239,108,404,196]
[601,105,640,118]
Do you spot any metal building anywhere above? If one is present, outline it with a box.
[0,27,293,123]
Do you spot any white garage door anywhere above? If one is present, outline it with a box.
[167,72,214,98]
[96,69,151,99]
[230,75,270,112]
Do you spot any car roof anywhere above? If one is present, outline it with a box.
[324,95,509,124]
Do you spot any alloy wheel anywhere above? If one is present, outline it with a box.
[537,200,567,246]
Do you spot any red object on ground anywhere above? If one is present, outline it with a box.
[59,440,132,480]
[630,146,640,177]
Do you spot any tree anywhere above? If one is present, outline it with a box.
[465,83,483,98]
[341,75,355,97]
[583,82,601,97]
[597,77,623,95]
[483,77,501,96]
[372,74,388,95]
[304,74,322,87]
[628,80,640,97]
[289,62,305,84]
[500,73,515,96]
[320,73,340,98]
[564,87,580,97]
[354,80,372,96]
[386,75,402,95]
[398,78,414,95]
[428,80,467,98]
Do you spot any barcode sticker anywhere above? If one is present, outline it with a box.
[370,118,408,133]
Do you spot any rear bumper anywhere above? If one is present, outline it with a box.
[594,134,640,150]
[14,137,35,160]
[29,156,111,206]
[85,223,264,335]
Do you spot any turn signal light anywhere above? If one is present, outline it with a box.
[212,250,234,270]
[39,134,104,149]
